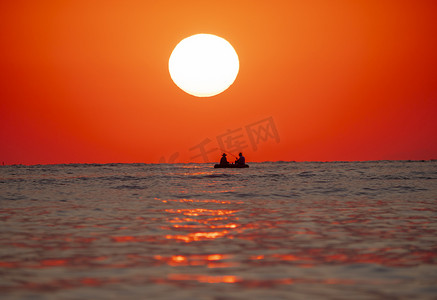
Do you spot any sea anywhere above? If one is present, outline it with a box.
[0,161,436,300]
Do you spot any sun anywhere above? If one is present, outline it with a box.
[169,34,239,97]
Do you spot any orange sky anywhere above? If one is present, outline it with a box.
[1,0,436,164]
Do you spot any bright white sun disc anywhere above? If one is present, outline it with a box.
[169,34,239,97]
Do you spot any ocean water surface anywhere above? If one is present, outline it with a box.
[1,161,436,299]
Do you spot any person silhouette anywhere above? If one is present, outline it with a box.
[235,152,245,165]
[220,153,229,165]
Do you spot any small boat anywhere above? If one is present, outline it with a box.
[214,163,249,168]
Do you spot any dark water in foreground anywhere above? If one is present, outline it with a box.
[1,161,436,299]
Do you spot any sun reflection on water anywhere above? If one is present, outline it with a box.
[158,198,244,244]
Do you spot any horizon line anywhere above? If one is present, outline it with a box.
[1,159,436,167]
